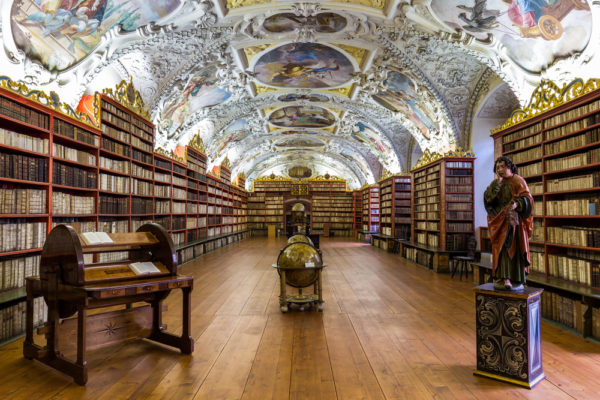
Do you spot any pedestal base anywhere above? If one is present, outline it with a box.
[473,283,545,389]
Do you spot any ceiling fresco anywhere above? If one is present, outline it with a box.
[268,105,336,128]
[1,0,599,189]
[10,0,182,72]
[253,42,355,89]
[431,0,592,73]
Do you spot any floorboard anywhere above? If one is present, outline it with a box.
[1,237,599,399]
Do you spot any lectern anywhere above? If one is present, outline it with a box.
[23,223,193,385]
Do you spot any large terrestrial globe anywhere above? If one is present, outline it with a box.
[287,234,313,246]
[277,242,322,287]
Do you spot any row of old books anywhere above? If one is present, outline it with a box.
[546,197,600,216]
[132,178,153,196]
[547,226,600,248]
[510,146,543,164]
[0,128,49,154]
[0,95,49,130]
[0,221,46,252]
[529,251,545,273]
[545,148,600,172]
[503,133,542,152]
[53,119,98,146]
[102,137,129,156]
[547,254,599,286]
[53,162,96,188]
[100,173,130,193]
[545,113,600,140]
[131,197,153,215]
[52,192,95,215]
[545,99,600,127]
[0,297,47,343]
[100,156,130,174]
[0,152,47,182]
[502,122,542,144]
[405,247,431,266]
[0,254,40,290]
[445,233,471,251]
[519,161,542,177]
[546,172,600,192]
[0,188,46,214]
[446,211,473,219]
[101,123,129,143]
[131,136,152,152]
[545,128,599,155]
[99,196,128,215]
[53,143,96,166]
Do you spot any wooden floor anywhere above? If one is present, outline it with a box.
[1,237,599,399]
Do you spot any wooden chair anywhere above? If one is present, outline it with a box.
[450,236,478,280]
[23,223,193,385]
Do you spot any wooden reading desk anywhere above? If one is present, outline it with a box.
[23,223,193,385]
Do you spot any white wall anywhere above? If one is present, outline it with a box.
[472,118,504,248]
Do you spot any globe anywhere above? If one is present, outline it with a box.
[287,234,313,246]
[277,242,322,287]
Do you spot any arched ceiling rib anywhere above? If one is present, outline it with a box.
[2,0,599,189]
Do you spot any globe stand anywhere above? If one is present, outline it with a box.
[275,267,324,312]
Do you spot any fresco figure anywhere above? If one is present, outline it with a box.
[484,156,533,291]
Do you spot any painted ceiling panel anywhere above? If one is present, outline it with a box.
[3,0,599,189]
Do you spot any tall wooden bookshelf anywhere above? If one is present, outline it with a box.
[379,175,411,240]
[309,178,353,237]
[403,151,474,271]
[361,185,379,233]
[352,190,362,236]
[248,178,291,235]
[491,78,600,339]
[0,79,250,344]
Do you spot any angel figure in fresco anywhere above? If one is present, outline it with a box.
[458,0,501,32]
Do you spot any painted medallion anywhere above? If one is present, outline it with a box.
[268,106,336,128]
[254,43,354,88]
[263,12,347,33]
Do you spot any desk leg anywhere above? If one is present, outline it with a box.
[75,305,88,385]
[180,286,194,354]
[24,280,35,350]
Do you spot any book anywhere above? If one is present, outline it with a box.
[129,262,161,275]
[81,232,114,245]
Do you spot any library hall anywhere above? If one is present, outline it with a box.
[2,0,600,398]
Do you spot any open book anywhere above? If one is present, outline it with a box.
[81,232,114,245]
[129,262,161,275]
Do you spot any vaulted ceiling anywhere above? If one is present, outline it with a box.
[2,0,598,189]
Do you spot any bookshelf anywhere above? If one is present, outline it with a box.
[352,190,362,237]
[309,178,353,237]
[361,185,379,232]
[0,79,251,344]
[248,178,291,235]
[490,78,600,339]
[379,175,411,240]
[402,151,474,271]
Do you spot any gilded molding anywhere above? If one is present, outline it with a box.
[243,44,274,64]
[102,77,151,120]
[310,174,345,181]
[188,133,207,155]
[491,78,600,135]
[221,156,231,170]
[412,147,475,170]
[0,76,99,128]
[332,44,367,68]
[255,174,291,181]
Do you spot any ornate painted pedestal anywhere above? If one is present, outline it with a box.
[473,283,545,389]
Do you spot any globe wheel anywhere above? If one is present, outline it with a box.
[539,15,563,41]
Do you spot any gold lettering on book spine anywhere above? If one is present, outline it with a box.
[491,78,600,135]
[0,75,99,128]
